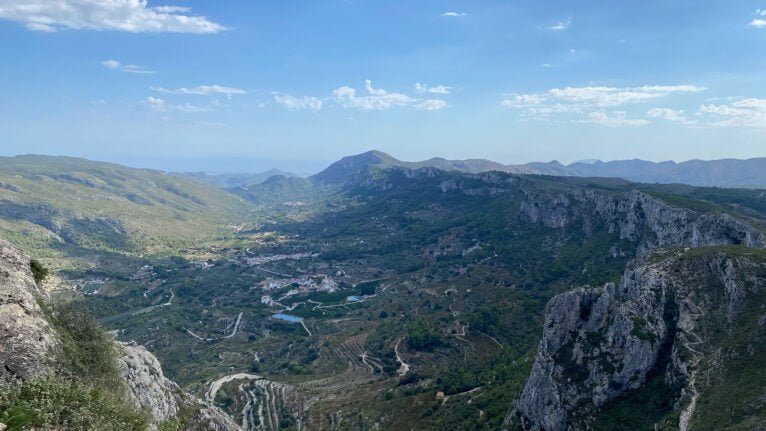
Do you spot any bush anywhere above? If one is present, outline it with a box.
[47,303,120,384]
[0,377,149,431]
[406,320,443,351]
[29,259,48,283]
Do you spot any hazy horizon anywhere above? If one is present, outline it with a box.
[2,150,766,175]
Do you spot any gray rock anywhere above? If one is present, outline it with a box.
[118,341,241,430]
[0,238,58,383]
[510,251,764,430]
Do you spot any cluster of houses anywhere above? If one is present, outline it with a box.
[255,274,338,304]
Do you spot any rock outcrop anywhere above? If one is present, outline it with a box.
[119,342,182,422]
[119,342,241,430]
[519,189,766,251]
[0,238,59,382]
[0,237,240,430]
[509,249,766,430]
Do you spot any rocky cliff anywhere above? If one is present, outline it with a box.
[0,237,239,430]
[519,188,766,252]
[509,247,766,430]
[119,342,240,430]
[0,238,59,383]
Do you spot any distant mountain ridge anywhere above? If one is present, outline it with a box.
[310,151,766,188]
[176,168,300,188]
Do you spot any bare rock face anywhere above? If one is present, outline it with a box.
[509,251,766,430]
[118,342,182,422]
[519,189,766,251]
[0,238,58,382]
[118,342,241,430]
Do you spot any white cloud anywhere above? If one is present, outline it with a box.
[151,85,247,98]
[333,81,412,110]
[414,83,451,94]
[502,85,705,116]
[548,85,704,106]
[646,107,696,124]
[585,111,649,126]
[442,12,466,17]
[416,99,448,111]
[503,84,705,125]
[144,96,209,113]
[700,98,766,127]
[332,80,447,111]
[548,18,572,31]
[101,59,155,74]
[273,94,323,111]
[0,0,226,33]
[750,9,766,27]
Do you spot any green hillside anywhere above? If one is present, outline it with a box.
[0,155,250,267]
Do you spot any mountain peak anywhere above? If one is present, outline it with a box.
[311,150,400,184]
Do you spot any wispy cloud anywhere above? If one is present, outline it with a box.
[548,17,572,31]
[502,84,705,126]
[333,80,447,111]
[0,0,227,33]
[144,97,210,113]
[502,85,705,112]
[416,99,448,111]
[415,83,451,94]
[151,85,247,99]
[585,111,649,126]
[647,108,696,124]
[700,98,766,127]
[101,59,155,74]
[442,12,467,17]
[273,94,323,111]
[750,9,766,27]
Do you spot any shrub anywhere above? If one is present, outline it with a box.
[29,259,48,283]
[0,377,149,431]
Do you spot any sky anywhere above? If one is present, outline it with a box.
[0,0,765,173]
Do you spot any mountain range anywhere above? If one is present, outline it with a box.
[307,150,766,188]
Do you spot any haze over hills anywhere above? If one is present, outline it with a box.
[206,150,766,191]
[303,150,766,188]
[176,169,301,189]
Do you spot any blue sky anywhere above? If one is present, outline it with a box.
[0,0,765,173]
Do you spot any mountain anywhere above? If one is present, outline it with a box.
[558,158,766,188]
[176,169,300,189]
[310,150,766,188]
[310,150,533,185]
[0,155,249,267]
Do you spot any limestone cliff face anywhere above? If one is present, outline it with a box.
[0,237,239,430]
[118,342,181,422]
[519,189,766,251]
[119,342,241,430]
[0,238,59,382]
[510,250,766,430]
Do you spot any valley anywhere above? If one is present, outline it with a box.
[2,153,766,430]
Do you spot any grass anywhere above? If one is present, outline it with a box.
[0,377,149,431]
[0,301,150,430]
